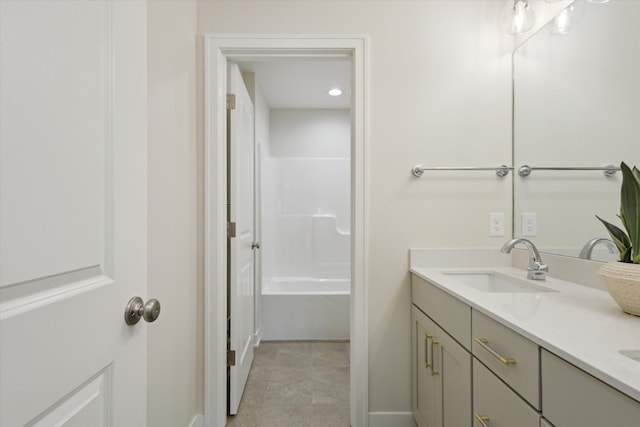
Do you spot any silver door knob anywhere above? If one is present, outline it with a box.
[251,241,260,250]
[125,296,161,325]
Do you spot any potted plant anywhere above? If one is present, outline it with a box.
[596,161,640,316]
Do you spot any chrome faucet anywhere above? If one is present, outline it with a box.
[501,238,548,280]
[579,238,617,260]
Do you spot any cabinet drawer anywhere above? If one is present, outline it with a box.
[542,350,640,427]
[472,309,540,409]
[473,359,540,427]
[412,274,471,349]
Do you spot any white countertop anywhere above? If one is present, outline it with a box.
[410,265,640,402]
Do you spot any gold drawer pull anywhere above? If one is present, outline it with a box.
[474,413,491,427]
[430,339,440,376]
[473,337,517,365]
[425,334,432,369]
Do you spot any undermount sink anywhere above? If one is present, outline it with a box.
[619,350,640,363]
[443,271,557,293]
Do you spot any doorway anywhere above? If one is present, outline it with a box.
[204,35,368,427]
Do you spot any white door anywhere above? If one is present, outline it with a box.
[0,2,148,426]
[227,64,255,414]
[253,140,262,345]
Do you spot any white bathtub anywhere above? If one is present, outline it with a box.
[261,278,350,341]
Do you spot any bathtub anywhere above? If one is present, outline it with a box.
[261,277,350,341]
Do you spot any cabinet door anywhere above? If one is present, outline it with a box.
[412,306,439,427]
[434,323,472,427]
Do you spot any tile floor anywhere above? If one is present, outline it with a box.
[226,341,350,427]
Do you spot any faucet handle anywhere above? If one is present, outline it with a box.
[527,261,548,280]
[533,261,548,272]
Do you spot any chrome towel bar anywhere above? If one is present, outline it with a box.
[518,164,620,177]
[411,165,513,178]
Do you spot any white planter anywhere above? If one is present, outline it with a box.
[597,261,640,316]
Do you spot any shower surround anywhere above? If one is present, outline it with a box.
[261,109,351,340]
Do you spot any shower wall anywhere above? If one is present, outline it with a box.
[261,109,351,283]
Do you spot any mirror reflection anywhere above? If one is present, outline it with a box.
[513,0,640,262]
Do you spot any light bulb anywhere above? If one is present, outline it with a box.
[549,9,570,35]
[502,0,536,35]
[328,88,342,97]
[547,0,586,35]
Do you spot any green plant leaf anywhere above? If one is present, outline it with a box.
[632,165,640,183]
[596,215,632,263]
[620,162,640,263]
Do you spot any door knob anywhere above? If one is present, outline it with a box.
[251,241,260,250]
[125,296,161,325]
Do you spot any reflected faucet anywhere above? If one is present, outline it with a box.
[501,238,548,280]
[579,238,617,260]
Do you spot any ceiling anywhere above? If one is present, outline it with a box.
[239,60,351,109]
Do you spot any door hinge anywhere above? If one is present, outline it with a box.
[228,222,236,238]
[226,94,236,110]
[227,350,236,367]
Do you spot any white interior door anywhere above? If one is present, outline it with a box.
[0,2,148,426]
[253,141,262,346]
[228,64,255,415]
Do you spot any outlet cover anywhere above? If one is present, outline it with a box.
[489,212,505,236]
[522,212,537,236]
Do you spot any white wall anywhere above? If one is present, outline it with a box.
[263,109,351,281]
[147,2,201,427]
[197,0,512,417]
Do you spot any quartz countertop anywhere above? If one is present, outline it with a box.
[410,265,640,402]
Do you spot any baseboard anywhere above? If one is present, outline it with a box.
[368,412,417,427]
[253,330,262,347]
[188,414,204,427]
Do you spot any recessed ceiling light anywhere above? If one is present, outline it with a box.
[328,88,343,97]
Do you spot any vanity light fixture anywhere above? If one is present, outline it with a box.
[501,0,536,35]
[328,88,342,97]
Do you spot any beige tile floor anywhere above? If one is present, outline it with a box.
[226,341,350,427]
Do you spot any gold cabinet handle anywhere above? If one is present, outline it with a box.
[473,337,516,365]
[474,413,491,427]
[425,334,432,369]
[430,339,440,376]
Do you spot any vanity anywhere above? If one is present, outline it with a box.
[410,261,640,427]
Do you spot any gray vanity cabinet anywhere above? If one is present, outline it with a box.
[412,272,640,427]
[411,305,472,427]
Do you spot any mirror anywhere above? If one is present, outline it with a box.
[513,0,640,262]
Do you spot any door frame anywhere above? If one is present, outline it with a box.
[203,34,369,427]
